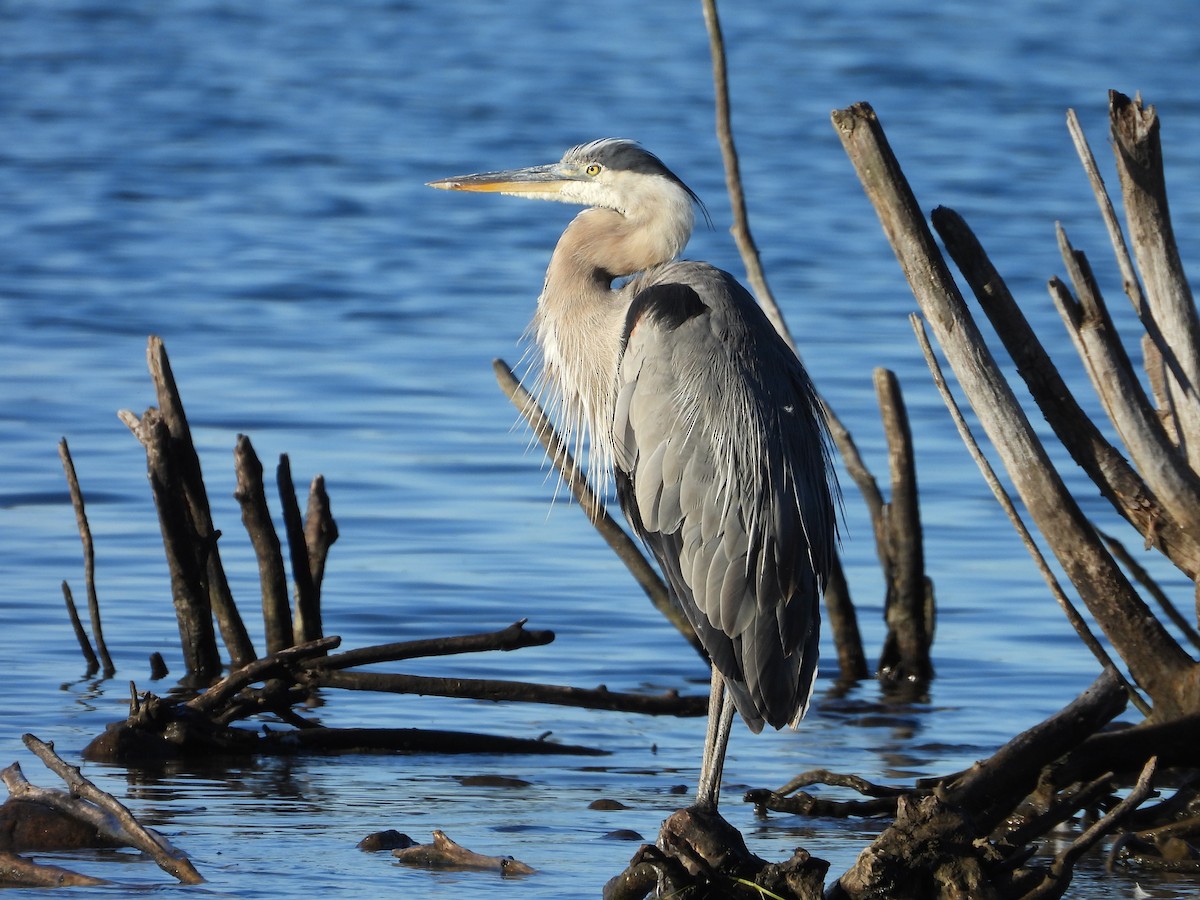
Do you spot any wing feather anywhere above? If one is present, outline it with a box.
[612,261,838,731]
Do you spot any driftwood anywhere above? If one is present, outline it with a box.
[68,337,714,767]
[613,86,1200,900]
[81,623,701,763]
[792,92,1200,896]
[0,734,202,886]
[390,829,536,875]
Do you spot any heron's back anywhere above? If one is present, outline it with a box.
[611,261,836,732]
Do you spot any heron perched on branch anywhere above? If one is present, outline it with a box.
[429,139,837,810]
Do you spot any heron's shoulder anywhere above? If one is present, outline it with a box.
[622,261,759,346]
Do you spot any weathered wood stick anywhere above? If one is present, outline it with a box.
[874,368,932,686]
[1065,108,1180,433]
[932,206,1200,580]
[18,735,204,884]
[699,0,787,342]
[832,100,1195,715]
[0,851,108,887]
[60,581,100,675]
[234,434,293,654]
[58,439,114,675]
[1022,756,1158,900]
[277,454,321,646]
[189,636,340,716]
[392,830,535,875]
[118,408,221,683]
[943,669,1127,834]
[911,315,1150,716]
[311,620,553,671]
[1109,92,1200,468]
[492,358,703,659]
[317,669,707,716]
[1051,229,1200,540]
[147,337,256,668]
[304,474,338,600]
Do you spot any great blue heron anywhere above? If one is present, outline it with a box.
[429,139,837,810]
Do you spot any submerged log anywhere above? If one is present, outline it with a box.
[391,829,536,875]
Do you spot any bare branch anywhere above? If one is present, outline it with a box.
[58,439,113,675]
[699,0,791,345]
[147,337,256,668]
[911,315,1150,715]
[932,206,1200,579]
[831,101,1194,714]
[17,735,204,884]
[234,434,292,655]
[1109,92,1200,468]
[492,358,703,659]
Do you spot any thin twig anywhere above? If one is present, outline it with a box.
[492,358,703,658]
[700,0,791,346]
[1024,756,1157,899]
[58,439,114,675]
[60,581,99,674]
[311,620,553,670]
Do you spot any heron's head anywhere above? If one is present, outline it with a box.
[428,138,705,230]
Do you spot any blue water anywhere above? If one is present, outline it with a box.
[2,0,1199,896]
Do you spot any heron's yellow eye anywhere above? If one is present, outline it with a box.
[585,164,602,176]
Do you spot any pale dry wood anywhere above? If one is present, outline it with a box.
[1051,228,1200,541]
[12,736,203,884]
[911,315,1150,715]
[1065,109,1181,438]
[1109,92,1200,469]
[831,101,1194,714]
[932,206,1200,580]
[699,0,789,344]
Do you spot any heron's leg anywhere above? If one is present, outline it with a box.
[695,668,736,810]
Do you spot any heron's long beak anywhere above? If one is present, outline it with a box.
[427,163,577,195]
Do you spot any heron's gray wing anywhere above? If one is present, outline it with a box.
[613,264,835,732]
